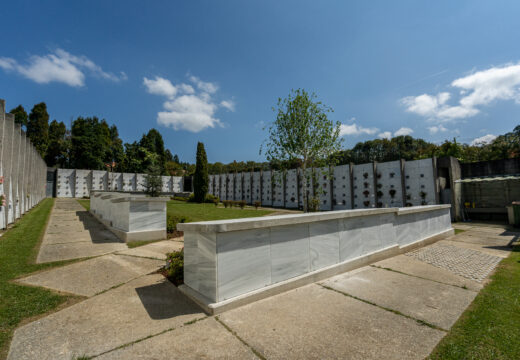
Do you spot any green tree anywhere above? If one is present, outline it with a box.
[70,117,111,169]
[45,120,68,167]
[143,152,163,197]
[193,142,209,202]
[10,105,28,128]
[108,125,125,171]
[262,89,342,211]
[140,129,166,174]
[27,102,49,157]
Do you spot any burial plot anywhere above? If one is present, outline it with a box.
[353,163,375,209]
[376,160,403,208]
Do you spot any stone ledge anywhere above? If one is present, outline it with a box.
[179,227,454,315]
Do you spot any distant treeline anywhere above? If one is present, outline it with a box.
[10,102,191,176]
[11,102,519,176]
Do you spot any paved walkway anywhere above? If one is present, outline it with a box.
[8,217,519,359]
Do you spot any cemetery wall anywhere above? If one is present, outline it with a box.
[208,158,442,210]
[0,99,48,229]
[55,169,184,198]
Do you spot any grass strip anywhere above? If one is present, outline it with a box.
[428,242,520,359]
[0,199,81,359]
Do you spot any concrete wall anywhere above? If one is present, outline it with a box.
[55,169,184,197]
[0,99,48,229]
[461,158,520,178]
[179,205,452,306]
[207,158,443,211]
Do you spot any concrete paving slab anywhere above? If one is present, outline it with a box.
[18,254,163,296]
[7,275,205,360]
[321,267,476,330]
[117,240,184,260]
[448,233,514,247]
[36,241,128,263]
[219,284,445,360]
[97,317,257,360]
[374,254,482,291]
[440,239,512,258]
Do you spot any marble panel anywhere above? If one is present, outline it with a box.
[352,163,375,209]
[261,171,271,204]
[217,229,271,301]
[172,176,183,192]
[376,160,403,208]
[332,164,351,210]
[270,223,310,283]
[309,220,340,270]
[129,202,166,232]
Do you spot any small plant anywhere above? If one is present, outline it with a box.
[363,172,369,179]
[164,249,184,285]
[376,190,383,197]
[363,190,370,197]
[213,198,219,207]
[420,191,427,199]
[308,197,320,212]
[254,201,261,209]
[166,215,190,234]
[376,173,382,179]
[406,202,413,207]
[238,200,246,209]
[363,200,370,207]
[389,189,396,198]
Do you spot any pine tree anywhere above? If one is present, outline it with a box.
[27,102,50,157]
[193,142,209,202]
[10,105,28,128]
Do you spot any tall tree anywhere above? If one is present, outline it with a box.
[10,105,28,128]
[45,120,68,167]
[262,89,342,211]
[108,125,125,171]
[140,129,166,174]
[27,102,49,157]
[70,117,111,169]
[193,142,209,202]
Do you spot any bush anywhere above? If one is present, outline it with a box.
[187,193,218,204]
[222,200,230,208]
[187,193,196,202]
[172,196,188,202]
[254,201,261,209]
[237,200,246,209]
[164,249,184,285]
[166,215,190,233]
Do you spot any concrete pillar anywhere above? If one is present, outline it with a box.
[0,100,5,228]
[12,123,21,219]
[4,114,14,224]
[400,159,407,206]
[349,163,355,209]
[19,132,26,214]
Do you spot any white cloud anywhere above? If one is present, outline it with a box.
[470,134,497,146]
[339,122,379,136]
[401,62,520,122]
[159,95,221,132]
[189,75,218,94]
[220,100,235,112]
[0,49,125,87]
[378,131,392,139]
[427,124,448,134]
[143,76,177,98]
[394,127,414,136]
[145,74,229,132]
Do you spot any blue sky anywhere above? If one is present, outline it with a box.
[1,1,520,163]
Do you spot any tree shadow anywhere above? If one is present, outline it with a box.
[74,210,125,244]
[135,279,201,320]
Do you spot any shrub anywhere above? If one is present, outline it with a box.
[237,200,246,209]
[187,193,196,202]
[363,200,370,207]
[419,191,427,199]
[164,249,184,285]
[172,196,188,202]
[254,201,261,209]
[167,215,190,233]
[363,172,369,179]
[222,200,230,208]
[308,197,320,212]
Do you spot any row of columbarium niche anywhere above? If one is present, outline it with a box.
[55,168,184,198]
[208,158,439,210]
[0,100,48,229]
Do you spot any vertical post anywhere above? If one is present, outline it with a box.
[329,165,334,210]
[400,159,407,206]
[349,163,355,209]
[296,168,301,210]
[432,156,440,204]
[373,161,379,208]
[259,169,263,206]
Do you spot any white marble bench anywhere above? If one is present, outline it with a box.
[177,205,453,314]
[90,191,169,242]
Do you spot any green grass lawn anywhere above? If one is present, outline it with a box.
[0,199,81,360]
[166,200,273,222]
[77,199,90,211]
[429,241,520,359]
